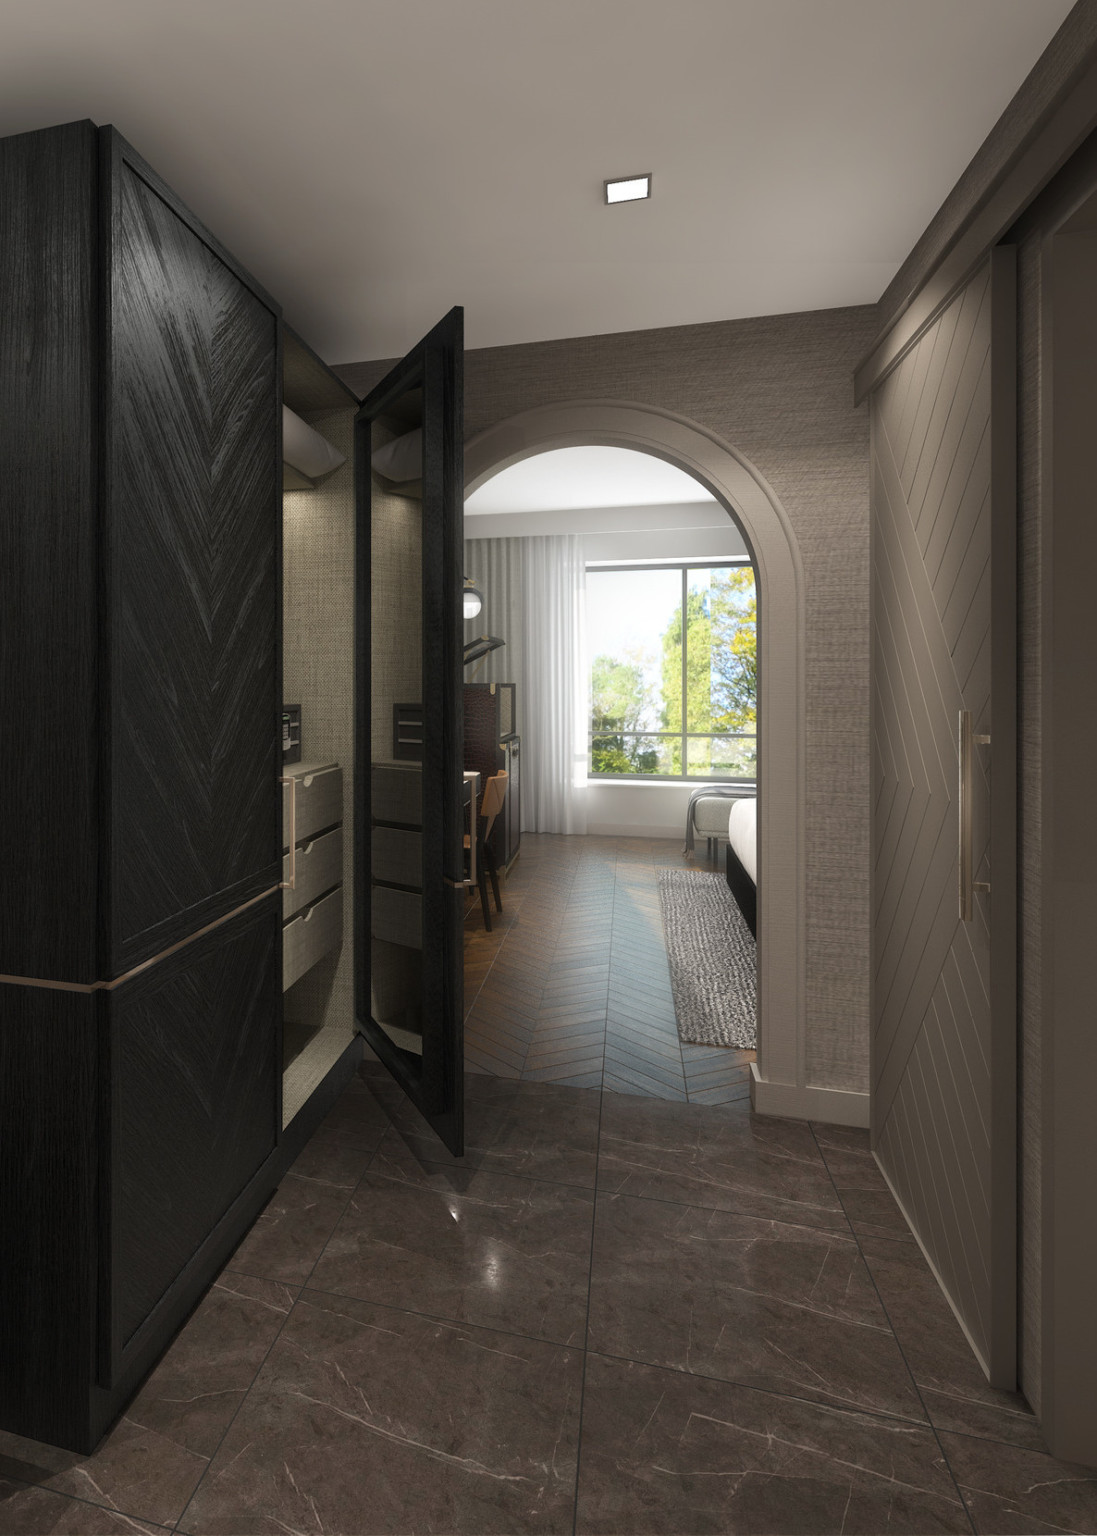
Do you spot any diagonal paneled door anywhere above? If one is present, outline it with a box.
[871,250,1016,1386]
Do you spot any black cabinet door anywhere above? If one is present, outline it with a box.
[356,308,465,1155]
[105,896,280,1376]
[106,135,280,975]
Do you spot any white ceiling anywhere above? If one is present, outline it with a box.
[465,447,717,513]
[0,1,1074,363]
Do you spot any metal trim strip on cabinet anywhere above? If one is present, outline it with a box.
[0,885,282,995]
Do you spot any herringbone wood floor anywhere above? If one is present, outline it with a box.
[463,834,754,1103]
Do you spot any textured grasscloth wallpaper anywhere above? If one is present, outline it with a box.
[339,305,880,1092]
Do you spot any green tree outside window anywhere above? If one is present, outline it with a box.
[588,563,757,781]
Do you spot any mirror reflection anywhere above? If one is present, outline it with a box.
[369,398,426,1057]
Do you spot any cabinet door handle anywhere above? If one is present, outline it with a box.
[280,776,297,891]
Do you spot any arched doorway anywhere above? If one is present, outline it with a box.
[465,399,806,1112]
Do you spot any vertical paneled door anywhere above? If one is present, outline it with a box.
[870,250,1017,1386]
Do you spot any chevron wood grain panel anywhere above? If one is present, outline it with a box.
[871,255,1014,1381]
[109,160,279,972]
[109,897,279,1362]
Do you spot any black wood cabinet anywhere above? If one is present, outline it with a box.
[0,120,286,1452]
[108,902,280,1368]
[108,141,281,971]
[0,121,281,986]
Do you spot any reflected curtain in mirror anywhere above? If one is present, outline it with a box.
[463,534,588,834]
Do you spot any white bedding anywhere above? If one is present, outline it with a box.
[727,798,757,885]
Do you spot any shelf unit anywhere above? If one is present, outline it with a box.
[281,332,362,1128]
[281,758,350,1126]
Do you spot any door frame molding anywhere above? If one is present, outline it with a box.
[465,399,841,1120]
[1037,204,1097,1463]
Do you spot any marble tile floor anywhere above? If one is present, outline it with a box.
[2,1068,1096,1534]
[464,834,755,1104]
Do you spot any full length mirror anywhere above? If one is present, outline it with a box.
[354,309,465,1156]
[369,390,426,1056]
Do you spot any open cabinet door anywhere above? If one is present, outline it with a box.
[355,307,464,1155]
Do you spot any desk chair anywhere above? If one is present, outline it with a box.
[467,770,508,930]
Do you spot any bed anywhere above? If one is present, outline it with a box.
[725,797,757,937]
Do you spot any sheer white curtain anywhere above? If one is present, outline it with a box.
[521,535,588,834]
[463,534,588,834]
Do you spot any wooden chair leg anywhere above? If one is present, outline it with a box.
[478,866,492,931]
[488,864,502,912]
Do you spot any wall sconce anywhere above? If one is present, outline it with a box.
[463,578,483,620]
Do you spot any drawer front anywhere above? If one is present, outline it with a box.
[283,827,343,919]
[371,827,421,889]
[371,886,421,948]
[283,886,343,991]
[371,762,421,827]
[283,766,343,850]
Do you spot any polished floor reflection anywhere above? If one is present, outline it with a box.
[1,1068,1095,1534]
[464,833,755,1102]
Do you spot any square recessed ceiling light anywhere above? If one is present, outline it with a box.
[604,174,651,204]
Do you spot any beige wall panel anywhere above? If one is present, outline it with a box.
[870,260,1016,1382]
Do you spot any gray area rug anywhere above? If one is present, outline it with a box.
[657,870,757,1049]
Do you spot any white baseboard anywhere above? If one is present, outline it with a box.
[749,1062,869,1127]
[586,822,684,839]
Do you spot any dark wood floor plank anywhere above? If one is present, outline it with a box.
[461,834,755,1100]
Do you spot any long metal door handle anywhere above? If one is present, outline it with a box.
[958,710,973,921]
[958,711,991,920]
[280,775,297,891]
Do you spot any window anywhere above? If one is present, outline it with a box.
[588,562,757,781]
